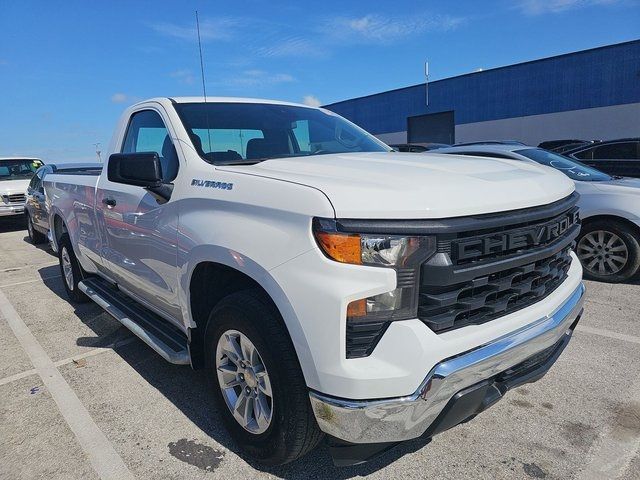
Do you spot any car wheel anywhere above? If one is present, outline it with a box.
[27,214,47,244]
[205,289,323,465]
[576,220,640,283]
[58,233,90,302]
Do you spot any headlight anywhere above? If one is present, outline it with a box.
[313,218,436,327]
[313,218,435,268]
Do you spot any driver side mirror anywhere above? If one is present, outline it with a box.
[108,153,163,188]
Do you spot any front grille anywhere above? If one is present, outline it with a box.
[418,194,580,334]
[419,247,572,332]
[3,193,26,204]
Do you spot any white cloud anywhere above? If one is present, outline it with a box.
[517,0,623,15]
[323,13,465,44]
[302,95,322,107]
[217,69,296,89]
[170,69,196,85]
[255,36,327,58]
[150,17,238,42]
[110,93,129,104]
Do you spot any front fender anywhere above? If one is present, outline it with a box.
[180,244,319,388]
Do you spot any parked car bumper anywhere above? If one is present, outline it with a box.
[309,282,585,447]
[0,204,25,217]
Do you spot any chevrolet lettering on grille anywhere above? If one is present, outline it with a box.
[453,209,580,262]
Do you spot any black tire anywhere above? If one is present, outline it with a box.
[26,214,47,244]
[205,289,323,465]
[58,233,90,303]
[576,219,640,283]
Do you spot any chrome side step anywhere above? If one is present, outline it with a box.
[78,278,190,365]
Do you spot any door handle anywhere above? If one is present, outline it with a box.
[102,197,117,208]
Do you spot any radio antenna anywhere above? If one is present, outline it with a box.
[196,10,212,152]
[424,61,430,107]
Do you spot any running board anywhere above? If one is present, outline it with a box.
[78,278,190,365]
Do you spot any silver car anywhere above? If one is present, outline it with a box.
[435,144,640,283]
[26,163,102,243]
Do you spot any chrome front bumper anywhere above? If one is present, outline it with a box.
[0,205,25,217]
[309,283,585,444]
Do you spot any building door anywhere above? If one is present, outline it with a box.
[407,111,455,144]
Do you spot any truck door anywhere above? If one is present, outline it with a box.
[96,108,182,322]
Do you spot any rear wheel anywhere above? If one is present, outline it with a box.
[58,233,90,303]
[27,214,47,244]
[576,220,640,283]
[205,289,323,465]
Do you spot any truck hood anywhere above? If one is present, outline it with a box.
[0,179,30,195]
[221,152,575,219]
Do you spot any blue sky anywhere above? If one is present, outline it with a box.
[1,0,638,162]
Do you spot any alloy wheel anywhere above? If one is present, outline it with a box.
[577,230,628,276]
[216,329,273,434]
[61,247,74,290]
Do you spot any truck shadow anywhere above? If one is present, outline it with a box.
[36,265,430,478]
[23,237,57,255]
[0,216,27,233]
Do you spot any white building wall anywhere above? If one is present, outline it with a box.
[375,103,639,146]
[455,103,640,145]
[375,131,408,144]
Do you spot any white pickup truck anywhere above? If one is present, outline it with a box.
[45,97,585,466]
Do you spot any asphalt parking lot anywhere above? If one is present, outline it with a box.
[0,217,638,480]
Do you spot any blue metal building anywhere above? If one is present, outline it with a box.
[324,40,640,146]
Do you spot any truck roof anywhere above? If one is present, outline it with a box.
[134,97,318,109]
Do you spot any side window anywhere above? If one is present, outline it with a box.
[121,110,179,182]
[591,142,639,160]
[573,148,594,160]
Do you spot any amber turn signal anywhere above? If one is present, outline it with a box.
[347,299,367,317]
[314,231,362,265]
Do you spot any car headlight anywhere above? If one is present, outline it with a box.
[313,218,436,324]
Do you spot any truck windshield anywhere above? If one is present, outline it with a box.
[174,102,391,164]
[0,159,43,181]
[515,148,612,182]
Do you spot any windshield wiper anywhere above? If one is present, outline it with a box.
[216,159,264,166]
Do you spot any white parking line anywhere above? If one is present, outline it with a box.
[0,289,135,480]
[0,260,59,273]
[0,367,37,386]
[0,274,62,289]
[577,325,640,345]
[0,336,138,387]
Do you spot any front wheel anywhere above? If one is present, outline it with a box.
[205,289,323,465]
[576,220,640,283]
